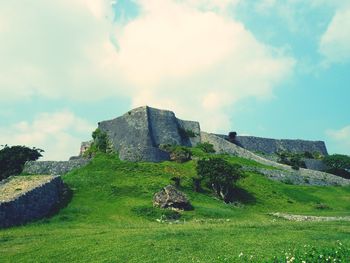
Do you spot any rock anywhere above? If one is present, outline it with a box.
[153,185,193,211]
[98,106,201,162]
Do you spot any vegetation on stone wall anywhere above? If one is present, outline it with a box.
[84,128,113,158]
[196,142,215,153]
[276,151,307,170]
[178,127,197,139]
[159,144,192,163]
[0,145,43,181]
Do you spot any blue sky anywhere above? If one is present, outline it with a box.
[0,0,349,160]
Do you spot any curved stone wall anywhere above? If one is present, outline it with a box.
[0,176,63,228]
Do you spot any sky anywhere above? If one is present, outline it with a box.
[0,0,349,160]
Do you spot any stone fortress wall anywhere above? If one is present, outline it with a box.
[0,176,64,228]
[23,158,90,176]
[216,134,328,155]
[98,106,201,162]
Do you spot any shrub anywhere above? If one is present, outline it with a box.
[196,142,215,153]
[178,127,197,139]
[323,154,350,179]
[84,128,113,157]
[196,158,243,203]
[276,151,306,170]
[0,145,43,181]
[159,145,192,163]
[170,147,192,163]
[323,154,350,170]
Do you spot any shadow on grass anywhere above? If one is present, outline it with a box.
[47,183,73,218]
[231,187,256,204]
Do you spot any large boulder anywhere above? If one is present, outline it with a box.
[153,185,193,211]
[98,106,201,162]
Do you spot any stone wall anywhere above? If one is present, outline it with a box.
[0,176,63,228]
[216,134,328,155]
[201,132,350,186]
[23,158,90,175]
[98,106,201,162]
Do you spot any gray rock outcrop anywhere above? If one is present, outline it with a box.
[153,185,192,210]
[98,106,201,162]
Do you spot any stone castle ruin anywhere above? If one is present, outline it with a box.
[93,106,328,162]
[4,106,349,228]
[97,106,201,162]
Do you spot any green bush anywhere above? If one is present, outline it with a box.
[276,151,306,170]
[323,154,350,179]
[196,142,215,153]
[196,158,243,203]
[159,145,192,163]
[323,154,350,170]
[84,128,113,157]
[0,145,43,181]
[178,127,197,139]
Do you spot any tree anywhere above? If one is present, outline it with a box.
[323,154,350,179]
[0,145,43,181]
[323,154,350,170]
[196,158,243,203]
[92,128,108,153]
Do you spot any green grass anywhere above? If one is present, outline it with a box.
[1,152,350,262]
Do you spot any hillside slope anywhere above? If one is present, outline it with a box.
[1,152,350,262]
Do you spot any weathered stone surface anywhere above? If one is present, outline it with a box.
[153,185,192,210]
[201,132,350,186]
[216,134,328,156]
[304,158,328,171]
[0,175,64,228]
[23,159,90,176]
[98,106,201,162]
[119,146,170,162]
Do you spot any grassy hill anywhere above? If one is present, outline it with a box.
[1,149,350,262]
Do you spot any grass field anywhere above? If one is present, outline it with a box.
[1,151,350,262]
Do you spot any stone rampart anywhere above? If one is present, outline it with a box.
[23,158,90,175]
[0,176,63,228]
[98,106,201,162]
[217,134,328,155]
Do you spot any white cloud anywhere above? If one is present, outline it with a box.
[326,125,350,155]
[0,0,294,132]
[115,0,295,131]
[319,6,350,64]
[0,111,95,160]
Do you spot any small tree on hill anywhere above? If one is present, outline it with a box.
[323,154,350,179]
[0,145,44,181]
[196,158,243,203]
